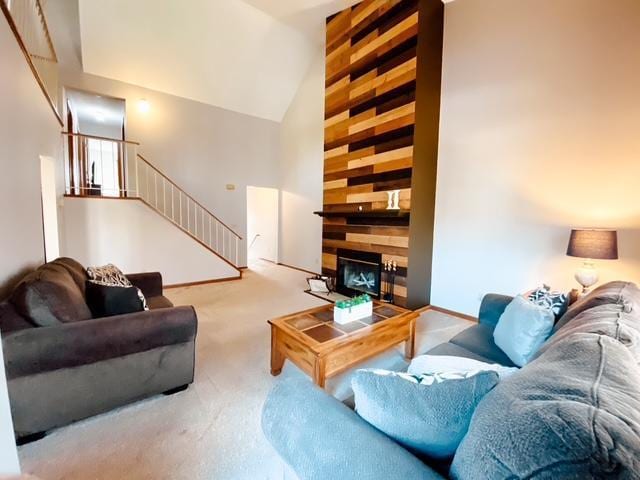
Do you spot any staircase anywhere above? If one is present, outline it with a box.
[62,132,244,271]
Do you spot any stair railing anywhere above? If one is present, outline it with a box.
[2,0,61,123]
[134,154,242,268]
[62,132,243,268]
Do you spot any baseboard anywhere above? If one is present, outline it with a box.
[165,274,242,289]
[276,262,320,276]
[417,305,478,322]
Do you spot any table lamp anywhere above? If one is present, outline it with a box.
[566,229,618,294]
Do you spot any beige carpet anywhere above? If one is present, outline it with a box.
[18,260,472,480]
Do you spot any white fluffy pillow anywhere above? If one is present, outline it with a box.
[408,355,518,380]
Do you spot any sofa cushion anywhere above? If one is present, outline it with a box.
[537,303,640,362]
[147,296,174,310]
[449,324,517,367]
[450,333,640,479]
[353,369,499,461]
[10,264,92,326]
[426,342,496,363]
[554,281,640,331]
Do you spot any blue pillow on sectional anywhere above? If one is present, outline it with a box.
[493,295,555,367]
[352,369,499,461]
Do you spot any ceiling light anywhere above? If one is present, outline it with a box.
[138,99,150,113]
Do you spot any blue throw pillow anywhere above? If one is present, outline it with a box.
[493,295,555,367]
[352,369,499,460]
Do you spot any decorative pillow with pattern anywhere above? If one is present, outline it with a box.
[528,284,568,318]
[86,264,148,310]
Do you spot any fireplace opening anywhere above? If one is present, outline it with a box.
[336,249,382,298]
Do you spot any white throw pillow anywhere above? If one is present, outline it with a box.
[408,355,519,379]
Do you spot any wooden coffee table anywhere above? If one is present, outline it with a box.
[268,301,418,388]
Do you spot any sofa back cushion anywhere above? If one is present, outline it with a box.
[51,257,88,295]
[554,281,640,331]
[537,302,640,362]
[10,263,92,326]
[450,333,640,479]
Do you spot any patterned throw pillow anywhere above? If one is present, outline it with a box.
[86,264,131,287]
[367,368,487,386]
[86,264,148,310]
[528,284,568,318]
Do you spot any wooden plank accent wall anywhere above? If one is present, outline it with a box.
[322,0,444,309]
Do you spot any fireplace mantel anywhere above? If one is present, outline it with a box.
[313,210,410,219]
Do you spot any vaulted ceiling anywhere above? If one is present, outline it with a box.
[78,0,360,122]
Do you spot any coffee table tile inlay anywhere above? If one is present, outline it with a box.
[269,302,418,388]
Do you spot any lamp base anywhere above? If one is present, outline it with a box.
[575,261,598,295]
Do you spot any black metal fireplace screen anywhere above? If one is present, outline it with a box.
[336,249,382,298]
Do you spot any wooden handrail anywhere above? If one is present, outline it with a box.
[1,0,62,126]
[137,154,243,240]
[61,131,141,146]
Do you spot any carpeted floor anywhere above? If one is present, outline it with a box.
[18,260,471,480]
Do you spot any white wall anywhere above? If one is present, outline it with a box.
[278,51,325,273]
[0,341,19,476]
[432,0,640,315]
[63,198,239,285]
[247,187,279,263]
[40,156,61,261]
[0,14,61,299]
[44,0,282,269]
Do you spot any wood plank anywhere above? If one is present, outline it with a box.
[324,179,348,190]
[349,102,416,135]
[351,0,389,29]
[348,146,413,169]
[324,110,350,129]
[323,239,408,257]
[322,253,337,270]
[347,188,411,205]
[351,12,419,64]
[350,58,417,100]
[324,145,348,159]
[373,156,414,173]
[346,233,409,248]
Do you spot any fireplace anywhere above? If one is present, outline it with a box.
[336,249,382,298]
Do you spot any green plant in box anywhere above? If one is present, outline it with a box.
[336,294,371,310]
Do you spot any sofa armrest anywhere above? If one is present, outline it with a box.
[126,272,163,298]
[478,294,513,329]
[262,378,445,480]
[2,306,197,380]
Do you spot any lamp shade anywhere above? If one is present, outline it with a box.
[567,229,618,260]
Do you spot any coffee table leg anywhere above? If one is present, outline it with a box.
[313,356,326,388]
[405,318,416,360]
[270,325,285,376]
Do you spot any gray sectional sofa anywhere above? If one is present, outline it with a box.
[0,258,197,443]
[262,281,640,479]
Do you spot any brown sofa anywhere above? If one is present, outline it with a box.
[0,258,197,443]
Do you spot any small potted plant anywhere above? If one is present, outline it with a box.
[334,294,373,325]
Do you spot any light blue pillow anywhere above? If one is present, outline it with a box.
[352,369,499,460]
[493,294,555,367]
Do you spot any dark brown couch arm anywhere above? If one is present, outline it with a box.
[126,272,163,297]
[2,306,197,380]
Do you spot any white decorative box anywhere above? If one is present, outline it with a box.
[333,301,373,325]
